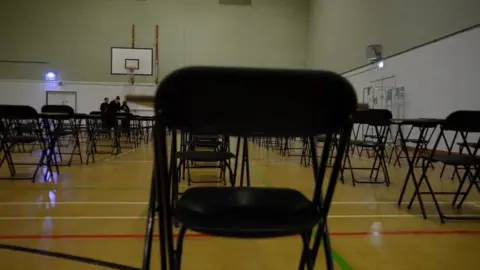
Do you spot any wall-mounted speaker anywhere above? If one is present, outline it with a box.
[366,44,383,63]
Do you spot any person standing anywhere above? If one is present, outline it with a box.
[105,96,121,127]
[120,101,131,132]
[100,97,109,112]
[107,96,121,113]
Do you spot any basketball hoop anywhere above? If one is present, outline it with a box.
[126,66,137,85]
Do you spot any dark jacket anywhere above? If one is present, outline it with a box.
[106,100,121,114]
[100,102,108,112]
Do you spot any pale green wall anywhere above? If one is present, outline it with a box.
[306,0,480,73]
[0,0,308,82]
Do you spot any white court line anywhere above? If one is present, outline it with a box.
[470,202,480,208]
[0,202,148,205]
[101,148,138,162]
[106,160,152,163]
[0,201,480,206]
[0,214,479,220]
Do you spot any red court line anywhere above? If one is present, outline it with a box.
[2,230,480,240]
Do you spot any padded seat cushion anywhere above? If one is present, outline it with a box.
[457,142,480,148]
[3,136,37,144]
[174,187,321,238]
[350,140,382,148]
[176,151,234,161]
[188,140,222,148]
[404,138,428,144]
[425,155,480,166]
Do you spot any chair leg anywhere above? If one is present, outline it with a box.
[321,227,335,270]
[299,232,314,270]
[451,167,470,206]
[142,181,156,270]
[174,226,187,270]
[456,168,480,209]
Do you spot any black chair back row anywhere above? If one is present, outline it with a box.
[352,109,392,126]
[0,105,51,181]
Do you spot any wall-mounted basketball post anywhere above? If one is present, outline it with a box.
[155,24,159,84]
[126,24,136,85]
[132,24,135,49]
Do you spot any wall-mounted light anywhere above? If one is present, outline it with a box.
[377,60,384,68]
[45,71,57,81]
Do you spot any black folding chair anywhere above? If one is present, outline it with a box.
[406,111,480,223]
[87,111,121,157]
[176,132,236,186]
[0,105,53,182]
[141,67,357,270]
[41,105,83,166]
[341,109,392,186]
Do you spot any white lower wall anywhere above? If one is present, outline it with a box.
[0,80,156,114]
[343,26,480,151]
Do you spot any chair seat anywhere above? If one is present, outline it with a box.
[425,155,480,166]
[53,129,73,137]
[176,151,235,162]
[350,140,382,148]
[174,187,321,238]
[3,136,37,144]
[405,138,428,144]
[188,140,222,148]
[457,142,480,148]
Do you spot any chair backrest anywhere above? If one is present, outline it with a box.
[41,105,75,116]
[443,110,480,132]
[0,105,38,119]
[352,109,392,126]
[155,67,357,137]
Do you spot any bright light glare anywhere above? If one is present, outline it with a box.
[377,61,384,68]
[45,72,56,81]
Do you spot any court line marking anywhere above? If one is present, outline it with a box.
[3,230,480,240]
[0,243,139,270]
[101,148,139,162]
[2,213,480,220]
[470,202,480,208]
[104,160,152,163]
[1,201,479,206]
[0,186,150,191]
[250,162,480,270]
[11,148,140,164]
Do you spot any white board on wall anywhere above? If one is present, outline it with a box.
[111,47,153,76]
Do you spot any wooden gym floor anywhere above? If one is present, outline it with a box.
[0,139,479,270]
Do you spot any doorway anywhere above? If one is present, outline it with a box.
[46,91,77,112]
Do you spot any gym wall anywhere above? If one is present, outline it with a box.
[0,0,308,83]
[306,0,480,73]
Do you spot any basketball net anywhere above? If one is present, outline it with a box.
[126,67,137,85]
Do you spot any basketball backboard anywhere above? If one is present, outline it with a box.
[111,47,153,76]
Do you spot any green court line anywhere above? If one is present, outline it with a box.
[249,165,354,270]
